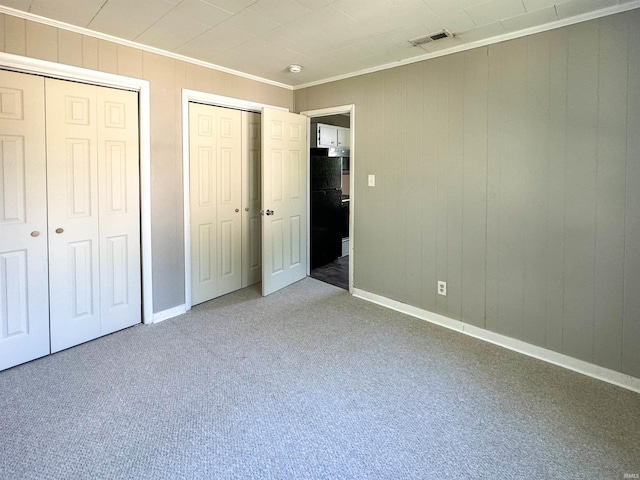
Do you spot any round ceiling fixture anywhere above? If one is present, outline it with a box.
[288,64,302,73]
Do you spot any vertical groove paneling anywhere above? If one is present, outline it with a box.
[546,28,568,354]
[359,72,385,294]
[294,10,640,380]
[485,44,502,333]
[396,67,411,302]
[26,22,57,62]
[146,53,181,311]
[82,36,98,70]
[117,45,143,78]
[623,10,640,377]
[4,15,25,56]
[522,33,550,347]
[421,61,438,312]
[98,40,117,74]
[58,30,82,67]
[593,14,628,371]
[405,63,424,306]
[461,48,488,328]
[497,38,527,341]
[445,54,464,321]
[382,69,401,299]
[353,76,370,291]
[435,57,449,316]
[0,15,5,52]
[563,21,599,363]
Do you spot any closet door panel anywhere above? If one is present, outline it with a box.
[0,70,49,371]
[190,103,242,304]
[46,78,101,353]
[97,86,141,335]
[190,103,218,305]
[216,107,242,296]
[241,111,261,288]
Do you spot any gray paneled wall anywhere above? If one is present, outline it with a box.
[295,9,640,378]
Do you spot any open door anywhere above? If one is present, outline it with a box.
[261,108,308,296]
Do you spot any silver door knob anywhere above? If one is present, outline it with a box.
[235,208,239,213]
[55,228,64,234]
[31,231,40,237]
[245,208,249,212]
[266,209,274,216]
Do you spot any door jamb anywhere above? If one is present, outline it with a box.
[300,105,355,293]
[181,89,288,310]
[0,52,154,325]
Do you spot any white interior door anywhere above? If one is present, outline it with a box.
[241,111,261,288]
[190,103,242,305]
[46,78,140,353]
[0,70,50,371]
[261,108,308,296]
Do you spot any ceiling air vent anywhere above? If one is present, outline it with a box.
[409,30,452,46]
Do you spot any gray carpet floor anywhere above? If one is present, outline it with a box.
[1,278,639,480]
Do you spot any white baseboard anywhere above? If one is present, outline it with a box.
[353,288,640,394]
[152,304,187,324]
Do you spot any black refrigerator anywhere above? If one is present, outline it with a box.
[311,153,342,269]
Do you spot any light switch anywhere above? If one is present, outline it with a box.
[368,174,375,187]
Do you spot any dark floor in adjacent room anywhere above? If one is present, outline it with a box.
[310,255,349,290]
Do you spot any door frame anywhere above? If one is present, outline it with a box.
[181,89,288,309]
[0,51,153,325]
[300,105,355,293]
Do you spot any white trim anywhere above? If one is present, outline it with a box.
[306,112,312,281]
[182,89,289,310]
[292,1,640,90]
[0,52,154,326]
[2,2,638,93]
[300,105,355,294]
[0,5,292,91]
[2,1,637,91]
[185,91,289,113]
[152,304,187,324]
[353,288,640,394]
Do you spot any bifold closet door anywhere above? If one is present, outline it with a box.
[0,71,50,371]
[45,78,141,353]
[190,103,242,305]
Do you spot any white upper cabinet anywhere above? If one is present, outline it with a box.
[337,126,350,148]
[314,123,349,148]
[318,123,337,147]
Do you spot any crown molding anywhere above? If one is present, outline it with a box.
[0,5,293,91]
[1,1,638,92]
[292,0,640,90]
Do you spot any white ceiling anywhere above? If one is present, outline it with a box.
[1,0,638,87]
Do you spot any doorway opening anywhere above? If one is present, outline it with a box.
[301,106,355,292]
[182,90,309,308]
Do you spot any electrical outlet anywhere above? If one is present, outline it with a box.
[437,281,447,296]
